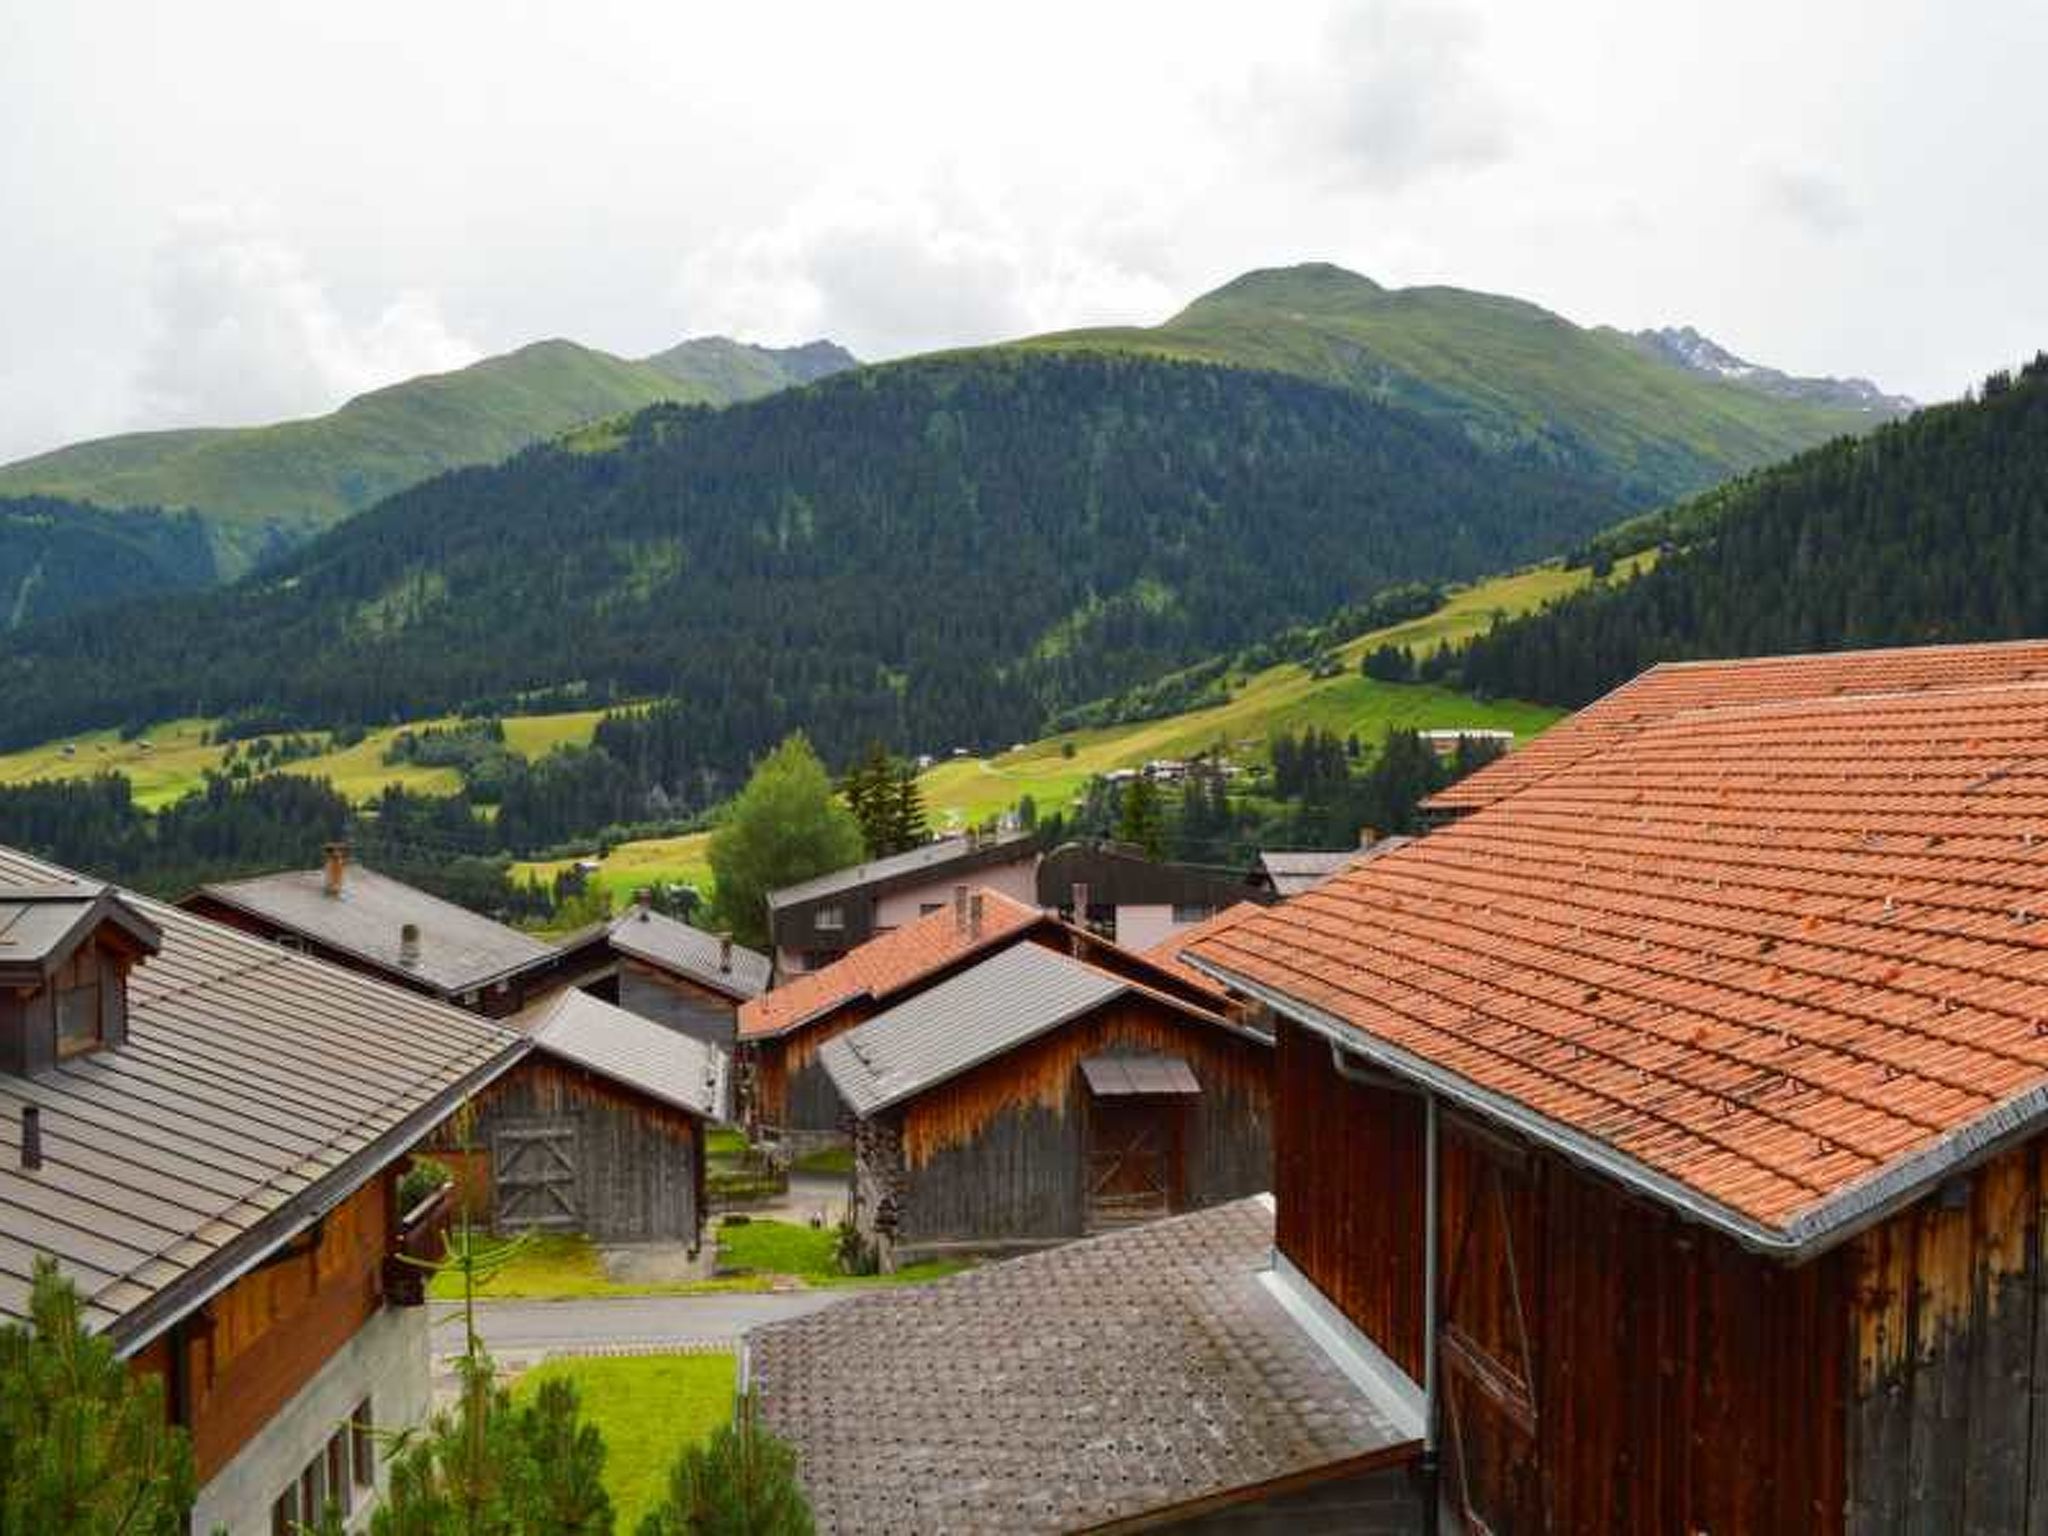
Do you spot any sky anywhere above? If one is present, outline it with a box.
[1,0,2043,462]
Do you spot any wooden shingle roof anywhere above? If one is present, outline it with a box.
[1196,655,2048,1253]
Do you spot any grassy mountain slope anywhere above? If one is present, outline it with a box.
[1430,357,2048,707]
[1017,263,1894,502]
[0,352,1636,766]
[0,336,857,556]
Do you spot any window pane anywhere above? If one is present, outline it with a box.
[55,980,100,1055]
[327,1431,352,1514]
[352,1398,376,1485]
[271,1489,298,1536]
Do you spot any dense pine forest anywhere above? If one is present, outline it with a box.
[1425,357,2048,706]
[0,352,1633,771]
[1,495,220,628]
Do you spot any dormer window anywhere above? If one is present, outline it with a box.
[815,905,846,933]
[0,880,161,1079]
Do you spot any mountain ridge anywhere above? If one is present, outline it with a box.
[1622,324,1916,415]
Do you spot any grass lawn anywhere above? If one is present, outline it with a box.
[513,1353,736,1531]
[792,1144,854,1177]
[511,830,716,914]
[716,1217,968,1288]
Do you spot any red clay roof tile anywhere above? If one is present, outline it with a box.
[1196,656,2048,1240]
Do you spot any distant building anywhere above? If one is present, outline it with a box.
[1415,726,1514,757]
[821,942,1272,1270]
[0,844,524,1535]
[1249,835,1412,899]
[1036,840,1271,951]
[607,900,769,1052]
[764,829,1040,976]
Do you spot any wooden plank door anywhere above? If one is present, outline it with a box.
[494,1124,580,1230]
[1087,1101,1181,1232]
[1441,1124,1544,1535]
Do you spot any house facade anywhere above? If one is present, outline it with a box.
[821,941,1273,1270]
[1037,840,1271,951]
[1189,640,2048,1534]
[765,829,1040,975]
[0,844,523,1535]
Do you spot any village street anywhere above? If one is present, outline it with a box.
[433,1290,852,1359]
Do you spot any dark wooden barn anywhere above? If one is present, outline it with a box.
[433,988,726,1247]
[821,941,1271,1271]
[607,903,769,1053]
[1189,641,2048,1535]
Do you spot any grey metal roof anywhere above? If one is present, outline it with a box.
[821,943,1147,1117]
[1257,848,1362,897]
[1079,1053,1201,1097]
[522,988,728,1121]
[609,908,769,1000]
[749,1197,1419,1533]
[766,831,1037,912]
[0,846,525,1351]
[197,862,556,997]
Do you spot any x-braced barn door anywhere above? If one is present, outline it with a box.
[494,1124,580,1230]
[1087,1101,1181,1232]
[1441,1123,1543,1535]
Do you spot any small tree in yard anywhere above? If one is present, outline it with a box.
[637,1390,812,1536]
[709,734,864,949]
[0,1258,199,1536]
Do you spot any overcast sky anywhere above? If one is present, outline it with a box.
[2,0,2042,461]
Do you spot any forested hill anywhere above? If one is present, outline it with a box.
[1424,357,2048,707]
[1015,263,1899,503]
[0,352,1633,771]
[0,335,858,556]
[1,496,219,630]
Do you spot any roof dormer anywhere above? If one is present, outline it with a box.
[0,882,162,1077]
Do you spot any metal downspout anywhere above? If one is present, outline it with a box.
[1422,1089,1441,1536]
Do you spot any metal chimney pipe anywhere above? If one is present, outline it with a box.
[1071,882,1090,923]
[322,841,350,897]
[953,884,970,933]
[968,892,985,940]
[719,933,734,974]
[399,922,422,968]
[20,1105,41,1171]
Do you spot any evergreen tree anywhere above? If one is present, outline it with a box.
[708,734,864,948]
[885,763,929,853]
[636,1390,812,1536]
[1117,776,1168,859]
[0,1258,198,1536]
[838,742,894,858]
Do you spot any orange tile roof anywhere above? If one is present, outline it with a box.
[1145,903,1265,993]
[1194,662,2048,1249]
[738,889,1048,1040]
[1429,638,2048,814]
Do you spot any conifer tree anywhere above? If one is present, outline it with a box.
[637,1390,812,1536]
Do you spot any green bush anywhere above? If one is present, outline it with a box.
[636,1389,812,1536]
[398,1155,453,1214]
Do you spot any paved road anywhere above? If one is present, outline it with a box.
[432,1290,853,1358]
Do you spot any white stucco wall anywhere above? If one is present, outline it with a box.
[1113,903,1182,953]
[190,1304,432,1535]
[870,855,1041,931]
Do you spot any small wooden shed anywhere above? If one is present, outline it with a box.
[607,904,769,1053]
[820,941,1271,1270]
[439,989,727,1247]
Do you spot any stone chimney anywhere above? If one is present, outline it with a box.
[968,892,985,940]
[322,841,350,897]
[1358,826,1378,850]
[635,888,653,922]
[19,1105,41,1171]
[1071,882,1091,923]
[953,884,970,933]
[719,933,734,974]
[399,922,422,969]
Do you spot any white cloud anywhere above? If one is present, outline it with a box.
[1232,0,1512,194]
[132,209,480,429]
[1761,168,1860,237]
[672,186,1178,358]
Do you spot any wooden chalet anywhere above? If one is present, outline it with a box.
[766,828,1040,975]
[186,844,612,1018]
[736,885,1231,1149]
[0,844,524,1535]
[1187,640,2048,1535]
[820,941,1272,1270]
[435,988,726,1247]
[607,900,769,1052]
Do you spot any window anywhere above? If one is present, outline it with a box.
[326,1429,352,1516]
[814,905,846,932]
[919,902,945,916]
[53,948,103,1058]
[1171,903,1214,925]
[298,1452,325,1529]
[351,1398,377,1487]
[271,1488,299,1536]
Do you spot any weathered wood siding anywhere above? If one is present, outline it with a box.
[751,1006,871,1139]
[859,994,1270,1262]
[129,1175,391,1481]
[1845,1136,2048,1534]
[1276,1020,1851,1535]
[618,959,739,1055]
[1274,1018,1427,1380]
[465,1056,704,1244]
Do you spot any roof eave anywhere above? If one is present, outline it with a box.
[106,1030,534,1357]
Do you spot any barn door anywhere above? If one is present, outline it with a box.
[1087,1102,1180,1231]
[494,1124,581,1230]
[1441,1124,1543,1535]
